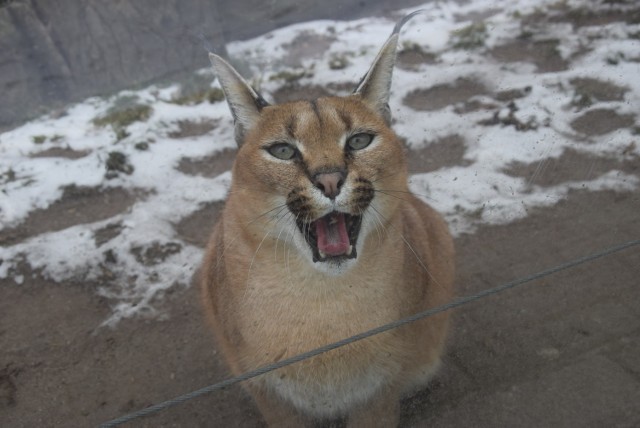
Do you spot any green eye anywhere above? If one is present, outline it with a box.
[267,143,297,160]
[346,133,374,151]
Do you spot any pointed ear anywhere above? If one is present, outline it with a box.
[208,53,270,145]
[353,10,423,124]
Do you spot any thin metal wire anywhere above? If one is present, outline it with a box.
[99,239,640,427]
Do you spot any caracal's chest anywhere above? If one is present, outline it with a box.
[235,255,406,417]
[237,255,403,351]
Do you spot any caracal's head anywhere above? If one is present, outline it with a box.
[210,12,421,274]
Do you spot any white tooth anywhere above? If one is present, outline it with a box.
[347,245,353,255]
[319,250,326,259]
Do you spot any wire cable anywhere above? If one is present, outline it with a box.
[99,239,640,427]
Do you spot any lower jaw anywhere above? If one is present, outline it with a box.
[311,244,358,263]
[313,253,352,263]
[321,244,353,259]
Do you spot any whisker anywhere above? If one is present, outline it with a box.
[304,213,312,244]
[369,203,445,291]
[284,212,302,283]
[243,228,273,298]
[243,207,293,301]
[373,190,413,204]
[370,169,403,184]
[364,205,388,247]
[274,212,290,263]
[245,203,289,226]
[215,202,287,273]
[273,208,295,263]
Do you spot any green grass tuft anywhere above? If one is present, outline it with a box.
[93,99,152,131]
[452,22,488,49]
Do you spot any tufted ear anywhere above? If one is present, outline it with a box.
[209,53,270,146]
[353,10,423,124]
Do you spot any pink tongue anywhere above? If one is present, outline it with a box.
[315,212,350,256]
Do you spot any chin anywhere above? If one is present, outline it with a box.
[313,255,358,277]
[289,232,359,277]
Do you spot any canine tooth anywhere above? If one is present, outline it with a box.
[319,250,326,259]
[347,245,353,255]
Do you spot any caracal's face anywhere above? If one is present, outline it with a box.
[231,95,407,274]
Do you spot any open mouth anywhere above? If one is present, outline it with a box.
[297,211,363,263]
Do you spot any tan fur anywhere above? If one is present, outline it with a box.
[200,16,454,427]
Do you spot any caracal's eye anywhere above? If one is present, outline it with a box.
[267,143,297,160]
[346,133,374,151]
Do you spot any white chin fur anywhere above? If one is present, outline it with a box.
[263,363,388,419]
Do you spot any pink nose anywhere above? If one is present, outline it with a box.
[314,172,345,199]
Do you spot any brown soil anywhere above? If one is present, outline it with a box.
[174,201,225,248]
[548,5,640,28]
[2,183,638,427]
[570,78,628,102]
[0,186,140,247]
[29,147,91,159]
[281,31,336,68]
[397,47,437,71]
[570,108,636,136]
[176,148,237,178]
[271,84,333,104]
[406,135,472,174]
[489,39,568,73]
[503,148,640,188]
[403,78,489,111]
[168,119,219,139]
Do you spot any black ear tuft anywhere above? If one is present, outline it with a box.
[353,10,424,123]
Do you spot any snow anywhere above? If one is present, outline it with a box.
[1,0,638,325]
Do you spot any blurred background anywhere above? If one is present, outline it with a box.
[0,0,425,129]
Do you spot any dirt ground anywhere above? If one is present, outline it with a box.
[2,156,639,428]
[2,5,640,427]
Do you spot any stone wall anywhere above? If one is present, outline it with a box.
[0,0,229,128]
[0,0,421,129]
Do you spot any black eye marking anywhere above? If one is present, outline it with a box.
[346,133,374,151]
[266,142,298,160]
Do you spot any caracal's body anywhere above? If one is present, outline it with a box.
[200,12,454,427]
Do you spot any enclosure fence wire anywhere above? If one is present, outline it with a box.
[99,239,640,427]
